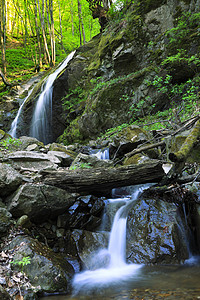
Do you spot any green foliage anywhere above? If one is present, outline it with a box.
[69,162,92,170]
[62,86,85,112]
[165,12,200,52]
[99,123,129,140]
[11,256,31,272]
[0,137,22,150]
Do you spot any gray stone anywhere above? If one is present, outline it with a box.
[6,183,78,222]
[47,151,74,167]
[0,207,12,234]
[26,144,39,151]
[7,151,61,171]
[0,163,22,197]
[71,229,109,269]
[6,235,74,294]
[127,198,189,264]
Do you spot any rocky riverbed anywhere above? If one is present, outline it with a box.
[0,123,200,299]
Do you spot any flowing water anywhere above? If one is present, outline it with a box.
[29,51,75,144]
[40,184,200,299]
[9,88,34,137]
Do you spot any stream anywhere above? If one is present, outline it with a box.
[40,184,200,300]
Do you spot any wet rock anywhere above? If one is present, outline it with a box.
[6,235,74,294]
[0,163,22,197]
[71,229,109,269]
[127,197,189,264]
[6,183,78,223]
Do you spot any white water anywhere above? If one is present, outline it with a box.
[93,148,110,160]
[9,88,34,138]
[29,51,75,144]
[72,186,149,294]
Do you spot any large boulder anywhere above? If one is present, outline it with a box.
[6,183,78,223]
[127,196,189,264]
[7,235,74,294]
[6,151,61,171]
[0,163,22,197]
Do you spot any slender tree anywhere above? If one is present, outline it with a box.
[0,0,7,74]
[34,0,42,67]
[77,0,85,45]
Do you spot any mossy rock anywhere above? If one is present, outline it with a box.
[49,143,77,158]
[58,117,84,145]
[123,153,150,165]
[170,132,200,163]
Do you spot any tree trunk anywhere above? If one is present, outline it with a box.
[70,0,74,35]
[58,0,64,51]
[37,0,51,65]
[49,0,55,66]
[41,160,165,195]
[77,0,85,44]
[34,0,42,68]
[0,0,6,74]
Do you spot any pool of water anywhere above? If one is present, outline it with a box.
[40,263,200,300]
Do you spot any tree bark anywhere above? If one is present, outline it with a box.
[0,0,6,74]
[41,160,165,195]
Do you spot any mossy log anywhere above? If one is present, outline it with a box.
[41,160,165,195]
[169,119,200,163]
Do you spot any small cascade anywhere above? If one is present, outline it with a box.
[72,185,149,294]
[29,51,75,144]
[9,88,34,138]
[181,201,200,265]
[92,148,110,160]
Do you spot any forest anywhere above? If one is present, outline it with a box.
[0,0,200,299]
[0,0,102,86]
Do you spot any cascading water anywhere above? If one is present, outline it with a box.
[9,88,34,138]
[72,185,149,294]
[94,148,110,160]
[29,50,75,144]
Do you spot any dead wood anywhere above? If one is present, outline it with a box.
[41,160,165,195]
[125,141,165,158]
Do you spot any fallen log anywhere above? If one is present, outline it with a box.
[125,141,165,158]
[169,119,200,163]
[41,160,165,195]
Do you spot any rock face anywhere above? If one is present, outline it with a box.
[0,163,22,197]
[127,198,189,264]
[6,183,78,222]
[7,235,74,294]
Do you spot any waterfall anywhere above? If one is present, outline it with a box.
[72,185,149,294]
[9,88,34,138]
[92,148,110,160]
[29,51,75,144]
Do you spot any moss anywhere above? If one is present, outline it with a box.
[58,117,84,145]
[123,153,150,165]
